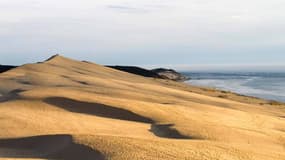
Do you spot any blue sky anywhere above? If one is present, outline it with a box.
[0,0,285,71]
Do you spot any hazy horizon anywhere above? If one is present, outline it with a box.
[1,54,284,72]
[144,64,285,72]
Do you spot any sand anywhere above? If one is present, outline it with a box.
[0,55,284,160]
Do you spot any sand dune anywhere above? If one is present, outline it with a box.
[0,55,284,160]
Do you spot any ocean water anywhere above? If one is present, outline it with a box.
[184,72,285,102]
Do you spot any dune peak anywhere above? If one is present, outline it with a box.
[43,54,76,64]
[45,54,63,61]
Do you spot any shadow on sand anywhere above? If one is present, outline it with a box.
[44,97,153,123]
[150,124,191,139]
[0,89,25,103]
[44,97,192,139]
[0,134,105,160]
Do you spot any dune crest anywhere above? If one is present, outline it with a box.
[0,55,284,160]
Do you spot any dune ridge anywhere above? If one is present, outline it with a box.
[0,55,284,160]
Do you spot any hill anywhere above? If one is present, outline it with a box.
[106,66,162,78]
[0,55,284,160]
[107,66,189,81]
[0,65,17,73]
[151,68,190,81]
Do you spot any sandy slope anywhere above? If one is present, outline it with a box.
[0,55,284,160]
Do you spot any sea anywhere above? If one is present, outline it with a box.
[184,72,285,102]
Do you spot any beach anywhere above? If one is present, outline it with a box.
[185,72,285,102]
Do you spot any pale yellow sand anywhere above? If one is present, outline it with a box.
[0,55,284,160]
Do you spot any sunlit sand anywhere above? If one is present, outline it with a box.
[0,55,284,160]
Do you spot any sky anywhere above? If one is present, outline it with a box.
[0,0,285,71]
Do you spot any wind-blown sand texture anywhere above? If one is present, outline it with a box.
[0,55,284,160]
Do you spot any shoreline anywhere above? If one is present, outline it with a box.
[182,72,285,105]
[187,82,285,105]
[156,78,285,107]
